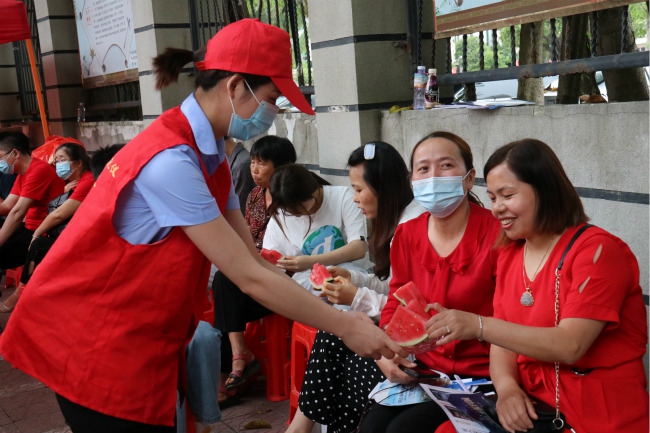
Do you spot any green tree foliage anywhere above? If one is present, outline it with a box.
[454,21,563,71]
[629,2,648,39]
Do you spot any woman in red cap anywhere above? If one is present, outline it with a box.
[0,19,403,433]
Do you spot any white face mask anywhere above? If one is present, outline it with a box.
[412,170,473,218]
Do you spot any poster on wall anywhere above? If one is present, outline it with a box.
[434,0,642,38]
[73,0,138,88]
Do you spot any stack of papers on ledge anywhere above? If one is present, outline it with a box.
[434,99,536,110]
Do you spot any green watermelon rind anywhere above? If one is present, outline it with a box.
[395,333,428,347]
[311,278,334,291]
[310,263,334,290]
[384,306,429,347]
[394,282,431,313]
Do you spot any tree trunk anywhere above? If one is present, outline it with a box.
[517,22,544,104]
[597,7,649,102]
[556,14,598,104]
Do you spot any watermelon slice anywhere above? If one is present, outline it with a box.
[394,281,427,307]
[384,305,428,347]
[394,281,431,317]
[405,299,430,320]
[260,248,283,265]
[309,263,334,290]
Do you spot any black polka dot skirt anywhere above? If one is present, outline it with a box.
[298,331,385,433]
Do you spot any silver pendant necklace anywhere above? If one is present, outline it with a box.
[521,237,557,307]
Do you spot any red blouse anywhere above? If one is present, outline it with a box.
[382,203,501,377]
[493,225,648,432]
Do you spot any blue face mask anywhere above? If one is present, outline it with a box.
[227,80,280,141]
[0,150,15,175]
[56,161,74,180]
[412,170,473,218]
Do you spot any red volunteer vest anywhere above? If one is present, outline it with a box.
[0,107,231,426]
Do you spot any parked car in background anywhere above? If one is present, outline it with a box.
[544,71,608,103]
[453,76,557,103]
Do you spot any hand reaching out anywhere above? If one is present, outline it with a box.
[276,255,313,273]
[425,303,483,344]
[339,311,407,361]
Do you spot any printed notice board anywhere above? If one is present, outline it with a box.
[434,0,642,39]
[73,0,138,88]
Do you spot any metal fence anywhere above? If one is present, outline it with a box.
[188,0,313,93]
[13,0,46,117]
[418,1,649,102]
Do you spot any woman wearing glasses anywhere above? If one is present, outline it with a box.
[359,131,501,433]
[287,141,424,433]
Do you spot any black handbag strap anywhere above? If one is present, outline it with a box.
[557,224,594,271]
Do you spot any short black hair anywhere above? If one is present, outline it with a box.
[0,132,30,155]
[56,143,91,172]
[250,135,297,168]
[91,144,125,179]
[484,139,588,237]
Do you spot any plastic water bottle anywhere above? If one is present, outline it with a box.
[77,102,86,122]
[425,68,439,108]
[413,66,427,110]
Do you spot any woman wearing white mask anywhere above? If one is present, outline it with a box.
[360,131,501,433]
[0,143,93,313]
[0,19,403,433]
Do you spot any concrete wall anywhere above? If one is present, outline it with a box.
[75,121,144,152]
[262,102,650,295]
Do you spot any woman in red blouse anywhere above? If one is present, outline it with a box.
[360,131,501,433]
[429,139,648,433]
[1,142,93,312]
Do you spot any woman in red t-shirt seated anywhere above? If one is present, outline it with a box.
[1,143,94,312]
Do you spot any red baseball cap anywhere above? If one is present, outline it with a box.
[195,18,314,115]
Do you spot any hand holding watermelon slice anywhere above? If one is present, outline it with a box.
[319,276,358,306]
[309,263,335,290]
[394,281,433,318]
[384,282,439,354]
[260,248,284,265]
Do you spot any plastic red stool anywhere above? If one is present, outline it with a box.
[434,421,456,433]
[4,266,23,289]
[244,313,293,402]
[288,321,318,423]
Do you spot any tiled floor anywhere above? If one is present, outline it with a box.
[0,277,293,433]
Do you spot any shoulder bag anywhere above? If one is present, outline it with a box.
[485,224,592,433]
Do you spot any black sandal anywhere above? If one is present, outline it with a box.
[224,353,261,390]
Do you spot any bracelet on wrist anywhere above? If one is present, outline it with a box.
[477,315,484,342]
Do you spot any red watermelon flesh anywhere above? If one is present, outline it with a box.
[260,248,283,265]
[393,281,429,312]
[406,299,430,320]
[309,263,334,290]
[384,305,428,347]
